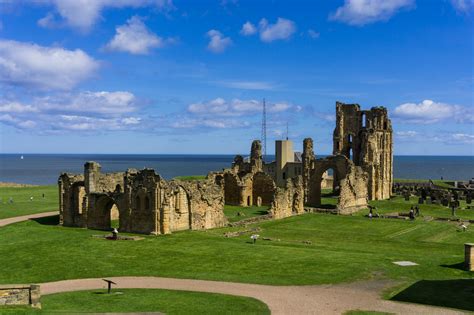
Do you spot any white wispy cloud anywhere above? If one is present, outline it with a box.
[393,99,473,124]
[307,29,320,39]
[240,21,257,36]
[259,18,296,42]
[330,0,415,26]
[206,29,232,53]
[396,130,418,137]
[187,98,295,117]
[0,39,99,90]
[105,16,167,54]
[0,91,141,132]
[35,0,174,32]
[212,80,276,90]
[451,0,474,13]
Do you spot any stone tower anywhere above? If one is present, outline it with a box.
[333,102,393,200]
[250,140,263,171]
[302,138,315,201]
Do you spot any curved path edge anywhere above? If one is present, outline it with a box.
[40,276,465,315]
[0,211,58,227]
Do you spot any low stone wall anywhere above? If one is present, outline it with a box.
[0,284,41,308]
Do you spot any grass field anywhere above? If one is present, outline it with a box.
[0,213,472,287]
[0,289,269,314]
[1,184,473,311]
[224,205,269,222]
[0,185,57,219]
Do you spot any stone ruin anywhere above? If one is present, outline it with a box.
[59,102,393,234]
[59,162,227,235]
[211,102,393,219]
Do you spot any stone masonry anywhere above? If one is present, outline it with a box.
[59,162,227,235]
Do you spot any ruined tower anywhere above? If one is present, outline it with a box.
[250,140,263,171]
[333,102,393,200]
[302,138,315,201]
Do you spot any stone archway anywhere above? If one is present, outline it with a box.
[307,155,349,208]
[88,194,122,231]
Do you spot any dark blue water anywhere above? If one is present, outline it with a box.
[0,154,473,185]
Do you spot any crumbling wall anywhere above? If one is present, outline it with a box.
[252,172,276,206]
[58,173,85,227]
[174,180,227,230]
[337,164,368,214]
[60,163,227,235]
[269,176,304,219]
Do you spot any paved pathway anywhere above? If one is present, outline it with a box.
[0,211,58,227]
[41,277,464,315]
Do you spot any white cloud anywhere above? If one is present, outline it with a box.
[206,29,232,53]
[451,0,474,13]
[308,29,320,39]
[330,0,414,26]
[213,80,276,90]
[393,100,473,124]
[0,102,38,113]
[37,12,57,28]
[451,133,474,144]
[0,91,141,132]
[38,91,138,116]
[240,21,257,36]
[170,117,249,129]
[187,98,295,117]
[259,18,296,42]
[396,130,418,137]
[105,16,164,55]
[0,39,99,90]
[36,0,174,32]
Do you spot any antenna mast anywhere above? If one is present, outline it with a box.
[261,98,267,160]
[286,121,289,140]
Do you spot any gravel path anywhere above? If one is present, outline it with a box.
[0,211,58,227]
[41,277,464,315]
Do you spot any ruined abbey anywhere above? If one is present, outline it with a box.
[59,102,393,234]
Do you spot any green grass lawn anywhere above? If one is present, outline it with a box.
[0,185,58,219]
[0,289,269,314]
[367,195,474,220]
[173,175,207,181]
[224,205,269,222]
[0,213,472,288]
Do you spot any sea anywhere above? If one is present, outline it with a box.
[0,154,473,185]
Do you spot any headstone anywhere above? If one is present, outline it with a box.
[257,196,262,207]
[465,243,474,271]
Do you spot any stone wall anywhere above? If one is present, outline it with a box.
[0,284,40,309]
[59,162,227,235]
[269,176,304,219]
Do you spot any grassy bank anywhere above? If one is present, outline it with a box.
[173,175,206,181]
[0,185,57,219]
[0,289,270,314]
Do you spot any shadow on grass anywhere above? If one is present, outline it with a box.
[391,279,474,311]
[319,204,337,209]
[256,210,269,215]
[440,262,466,271]
[31,214,59,225]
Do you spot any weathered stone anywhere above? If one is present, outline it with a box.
[59,163,227,235]
[0,285,40,309]
[465,243,474,271]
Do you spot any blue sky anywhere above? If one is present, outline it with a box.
[0,0,472,155]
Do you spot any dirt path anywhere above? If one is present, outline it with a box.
[0,211,58,227]
[40,277,464,315]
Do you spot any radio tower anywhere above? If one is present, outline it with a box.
[261,98,267,160]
